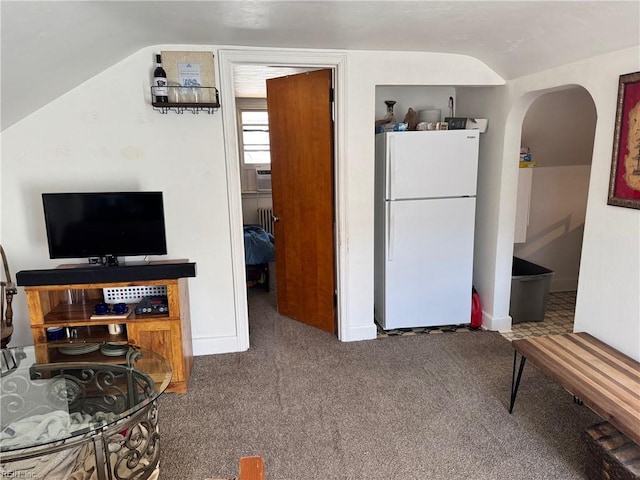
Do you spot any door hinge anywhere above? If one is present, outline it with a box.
[329,87,335,103]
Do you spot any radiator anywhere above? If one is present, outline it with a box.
[257,207,274,235]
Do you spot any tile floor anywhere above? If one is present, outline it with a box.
[376,291,576,340]
[376,323,477,338]
[500,290,576,341]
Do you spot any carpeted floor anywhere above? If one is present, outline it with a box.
[158,285,601,480]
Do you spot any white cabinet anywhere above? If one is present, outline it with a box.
[515,167,533,243]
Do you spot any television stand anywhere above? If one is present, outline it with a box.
[16,260,196,393]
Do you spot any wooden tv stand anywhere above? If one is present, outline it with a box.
[16,260,196,394]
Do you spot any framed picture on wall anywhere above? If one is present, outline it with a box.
[608,71,640,209]
[160,51,216,104]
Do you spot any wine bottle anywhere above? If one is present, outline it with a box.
[153,54,168,103]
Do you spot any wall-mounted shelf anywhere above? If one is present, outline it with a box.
[151,86,220,114]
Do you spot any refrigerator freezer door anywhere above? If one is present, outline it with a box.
[385,131,479,200]
[379,197,476,329]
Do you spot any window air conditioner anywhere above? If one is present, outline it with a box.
[256,168,272,192]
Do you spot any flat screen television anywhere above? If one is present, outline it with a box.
[42,192,167,263]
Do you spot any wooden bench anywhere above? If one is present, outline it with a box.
[509,332,640,446]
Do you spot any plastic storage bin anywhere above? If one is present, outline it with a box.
[510,257,554,324]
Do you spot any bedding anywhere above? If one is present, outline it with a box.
[243,225,275,265]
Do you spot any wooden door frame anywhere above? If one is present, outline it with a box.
[218,49,348,351]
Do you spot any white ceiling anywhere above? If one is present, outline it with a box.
[1,1,639,129]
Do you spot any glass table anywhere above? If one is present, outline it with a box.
[0,344,172,480]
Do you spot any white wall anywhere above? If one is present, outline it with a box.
[455,85,512,331]
[374,86,455,123]
[2,46,237,352]
[241,193,273,225]
[459,46,640,360]
[1,46,504,352]
[513,166,591,291]
[521,88,597,168]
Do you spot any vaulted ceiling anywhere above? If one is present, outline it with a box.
[1,1,639,130]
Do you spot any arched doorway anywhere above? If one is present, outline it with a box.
[507,86,596,338]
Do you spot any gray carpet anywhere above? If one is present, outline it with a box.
[158,287,600,479]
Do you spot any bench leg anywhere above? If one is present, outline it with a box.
[509,350,527,414]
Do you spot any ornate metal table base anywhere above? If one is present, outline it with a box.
[1,347,171,480]
[2,402,160,480]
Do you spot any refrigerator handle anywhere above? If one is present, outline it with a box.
[386,202,394,261]
[387,135,394,200]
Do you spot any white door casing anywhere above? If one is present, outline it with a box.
[218,49,348,350]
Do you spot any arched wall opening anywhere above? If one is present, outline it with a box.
[503,84,597,333]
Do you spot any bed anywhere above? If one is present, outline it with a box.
[243,225,274,291]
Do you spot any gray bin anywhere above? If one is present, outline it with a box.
[510,257,554,324]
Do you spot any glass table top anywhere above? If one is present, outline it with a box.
[0,344,172,453]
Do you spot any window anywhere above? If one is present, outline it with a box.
[237,100,270,166]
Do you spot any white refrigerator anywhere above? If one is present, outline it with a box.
[374,130,480,329]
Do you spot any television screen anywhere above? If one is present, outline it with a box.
[42,192,167,260]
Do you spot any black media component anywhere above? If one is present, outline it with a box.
[16,262,197,287]
[135,296,169,315]
[41,192,167,261]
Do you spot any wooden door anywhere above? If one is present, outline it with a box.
[266,69,336,334]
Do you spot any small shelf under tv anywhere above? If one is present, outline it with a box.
[44,324,128,345]
[41,301,169,326]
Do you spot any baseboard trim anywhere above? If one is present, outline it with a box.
[343,323,377,342]
[192,335,245,356]
[482,311,512,332]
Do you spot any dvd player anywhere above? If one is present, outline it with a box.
[135,296,169,315]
